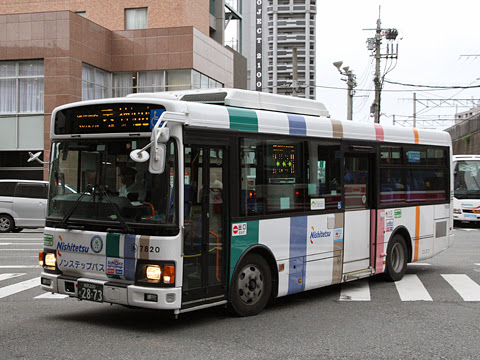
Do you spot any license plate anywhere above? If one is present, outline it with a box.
[465,214,477,219]
[78,282,103,302]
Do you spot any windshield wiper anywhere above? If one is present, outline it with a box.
[97,185,132,234]
[58,184,93,228]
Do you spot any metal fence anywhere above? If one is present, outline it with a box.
[444,113,480,141]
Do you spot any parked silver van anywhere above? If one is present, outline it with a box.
[0,180,48,232]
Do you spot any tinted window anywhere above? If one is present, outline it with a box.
[15,184,47,199]
[0,182,17,196]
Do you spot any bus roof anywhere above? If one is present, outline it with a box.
[126,88,330,118]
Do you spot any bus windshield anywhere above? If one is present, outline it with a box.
[454,160,480,198]
[48,138,177,231]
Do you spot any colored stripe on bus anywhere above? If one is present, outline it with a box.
[124,234,136,281]
[288,216,307,295]
[106,233,120,257]
[374,124,384,141]
[413,128,419,144]
[414,206,420,261]
[230,220,259,281]
[331,119,343,138]
[227,107,258,132]
[287,114,306,136]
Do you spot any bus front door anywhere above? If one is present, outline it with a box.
[343,150,375,276]
[182,143,227,308]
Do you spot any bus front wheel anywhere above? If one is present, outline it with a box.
[385,234,408,282]
[230,253,272,316]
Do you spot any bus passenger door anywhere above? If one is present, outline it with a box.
[182,142,227,308]
[343,148,375,276]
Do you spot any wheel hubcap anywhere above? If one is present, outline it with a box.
[391,243,405,273]
[237,265,264,305]
[0,218,10,231]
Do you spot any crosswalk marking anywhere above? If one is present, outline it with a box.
[0,273,26,282]
[0,265,40,268]
[394,274,433,301]
[0,277,40,299]
[34,293,69,299]
[441,274,480,301]
[340,279,370,301]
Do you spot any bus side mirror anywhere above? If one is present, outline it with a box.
[149,127,169,174]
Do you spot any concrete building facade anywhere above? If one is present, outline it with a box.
[242,0,316,99]
[0,0,245,180]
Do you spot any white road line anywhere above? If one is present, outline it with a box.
[394,274,433,301]
[0,243,43,245]
[0,273,26,282]
[0,277,40,299]
[34,293,69,300]
[0,249,42,251]
[0,265,41,268]
[408,263,431,266]
[339,280,371,301]
[442,274,480,301]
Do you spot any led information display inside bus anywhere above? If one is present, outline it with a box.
[54,103,166,135]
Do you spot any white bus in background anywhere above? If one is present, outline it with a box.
[38,88,454,317]
[453,154,480,224]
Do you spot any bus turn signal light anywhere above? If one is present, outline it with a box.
[163,265,175,284]
[39,252,44,267]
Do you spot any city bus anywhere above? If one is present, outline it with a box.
[453,154,480,224]
[39,89,453,316]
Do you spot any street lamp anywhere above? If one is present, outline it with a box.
[333,61,357,120]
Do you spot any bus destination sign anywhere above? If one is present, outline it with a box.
[54,103,166,135]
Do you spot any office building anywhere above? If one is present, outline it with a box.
[0,0,246,180]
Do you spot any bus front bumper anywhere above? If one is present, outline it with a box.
[40,272,181,310]
[454,212,480,222]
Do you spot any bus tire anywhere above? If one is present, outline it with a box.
[385,234,408,282]
[230,253,272,317]
[0,214,14,233]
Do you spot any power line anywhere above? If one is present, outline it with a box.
[384,80,480,89]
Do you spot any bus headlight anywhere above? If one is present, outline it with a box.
[135,260,175,287]
[453,208,461,214]
[45,253,56,267]
[146,265,161,281]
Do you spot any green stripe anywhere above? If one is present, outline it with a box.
[230,220,259,280]
[227,107,258,132]
[106,233,120,257]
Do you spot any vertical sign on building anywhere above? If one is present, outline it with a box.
[255,0,263,92]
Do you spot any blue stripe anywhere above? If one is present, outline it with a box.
[287,114,306,136]
[288,216,307,294]
[124,234,137,280]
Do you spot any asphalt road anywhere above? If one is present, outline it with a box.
[0,227,479,360]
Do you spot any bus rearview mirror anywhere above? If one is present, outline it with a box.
[149,143,166,174]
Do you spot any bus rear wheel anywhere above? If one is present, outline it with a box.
[385,234,408,282]
[230,253,272,317]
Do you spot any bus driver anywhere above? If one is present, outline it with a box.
[118,166,146,203]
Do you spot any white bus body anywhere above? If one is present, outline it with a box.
[453,154,480,223]
[39,89,454,316]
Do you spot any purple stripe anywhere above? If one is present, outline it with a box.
[288,216,307,295]
[288,114,306,136]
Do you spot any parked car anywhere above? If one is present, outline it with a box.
[0,180,48,232]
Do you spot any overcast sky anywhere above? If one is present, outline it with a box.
[315,1,480,128]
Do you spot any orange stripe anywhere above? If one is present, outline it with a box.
[414,206,420,261]
[413,128,419,144]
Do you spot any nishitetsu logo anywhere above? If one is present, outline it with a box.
[309,226,331,244]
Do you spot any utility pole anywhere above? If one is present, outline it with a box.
[365,7,399,123]
[333,61,357,120]
[373,16,382,124]
[413,92,417,127]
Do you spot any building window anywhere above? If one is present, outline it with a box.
[113,71,165,97]
[0,60,44,114]
[82,63,110,100]
[125,8,148,30]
